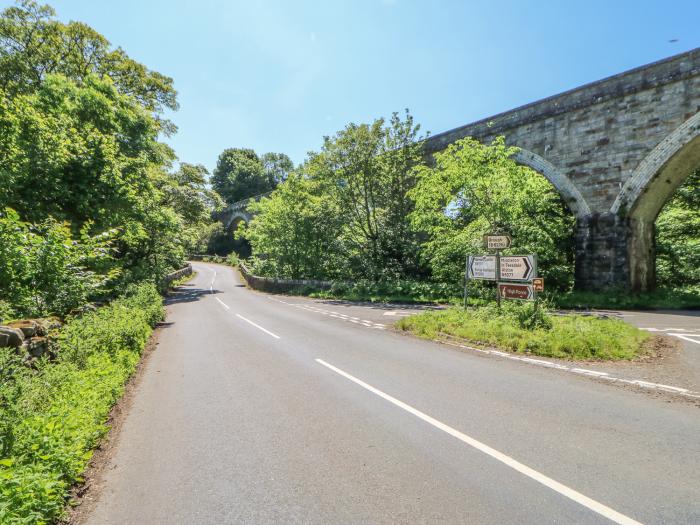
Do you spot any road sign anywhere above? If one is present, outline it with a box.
[498,283,534,301]
[532,278,544,292]
[468,255,497,280]
[484,234,511,250]
[499,255,535,282]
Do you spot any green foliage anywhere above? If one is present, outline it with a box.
[242,174,344,279]
[397,305,649,360]
[212,148,289,204]
[308,279,458,304]
[0,284,163,524]
[225,252,239,267]
[243,110,427,281]
[656,169,700,288]
[0,208,116,318]
[0,1,177,121]
[410,136,575,291]
[261,152,293,186]
[555,286,700,310]
[306,110,426,280]
[0,2,219,305]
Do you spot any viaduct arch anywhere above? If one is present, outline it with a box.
[424,47,700,291]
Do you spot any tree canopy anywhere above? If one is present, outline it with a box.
[212,148,293,204]
[410,136,575,289]
[0,1,222,317]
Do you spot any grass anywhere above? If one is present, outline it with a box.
[396,304,651,361]
[0,284,164,524]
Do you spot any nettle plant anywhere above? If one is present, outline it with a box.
[0,208,118,318]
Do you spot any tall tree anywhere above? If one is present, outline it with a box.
[0,0,178,131]
[305,110,425,280]
[261,152,293,185]
[211,148,271,203]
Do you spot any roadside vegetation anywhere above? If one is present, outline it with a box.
[397,303,651,361]
[0,2,221,522]
[0,0,222,322]
[0,284,163,524]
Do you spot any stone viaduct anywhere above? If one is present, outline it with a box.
[425,47,700,291]
[221,48,700,291]
[217,191,271,232]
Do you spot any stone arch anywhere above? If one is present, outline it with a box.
[514,149,591,217]
[225,211,251,231]
[611,111,700,291]
[611,111,700,218]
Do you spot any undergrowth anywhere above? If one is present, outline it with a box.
[0,284,164,524]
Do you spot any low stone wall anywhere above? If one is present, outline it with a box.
[239,263,336,294]
[0,318,61,365]
[163,264,193,287]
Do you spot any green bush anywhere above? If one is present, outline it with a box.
[0,283,163,524]
[225,252,239,267]
[309,279,459,303]
[0,208,117,319]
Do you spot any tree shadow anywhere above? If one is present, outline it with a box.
[165,285,222,306]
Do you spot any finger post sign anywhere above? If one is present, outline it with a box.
[468,255,497,280]
[498,283,534,301]
[484,234,511,250]
[498,255,535,282]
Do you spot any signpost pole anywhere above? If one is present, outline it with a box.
[495,249,501,308]
[533,254,539,312]
[463,254,469,310]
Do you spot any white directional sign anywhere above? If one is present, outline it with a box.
[468,255,497,280]
[499,255,535,282]
[484,234,512,250]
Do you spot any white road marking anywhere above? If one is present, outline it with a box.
[316,358,643,525]
[641,328,693,332]
[236,314,281,339]
[441,341,699,398]
[383,311,413,317]
[210,271,217,293]
[669,333,700,345]
[215,297,230,310]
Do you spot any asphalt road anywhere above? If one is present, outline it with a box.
[84,263,700,524]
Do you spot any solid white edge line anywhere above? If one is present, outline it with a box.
[215,297,230,310]
[315,358,643,525]
[236,313,281,339]
[669,333,700,345]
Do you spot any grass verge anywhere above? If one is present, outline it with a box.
[396,305,651,361]
[0,284,164,524]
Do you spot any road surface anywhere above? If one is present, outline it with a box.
[84,262,700,524]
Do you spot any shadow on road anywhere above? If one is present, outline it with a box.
[165,285,221,306]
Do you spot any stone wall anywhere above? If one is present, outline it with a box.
[163,264,193,287]
[239,262,336,294]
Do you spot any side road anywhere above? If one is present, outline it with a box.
[82,262,700,524]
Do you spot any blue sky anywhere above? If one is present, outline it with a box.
[17,0,700,173]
